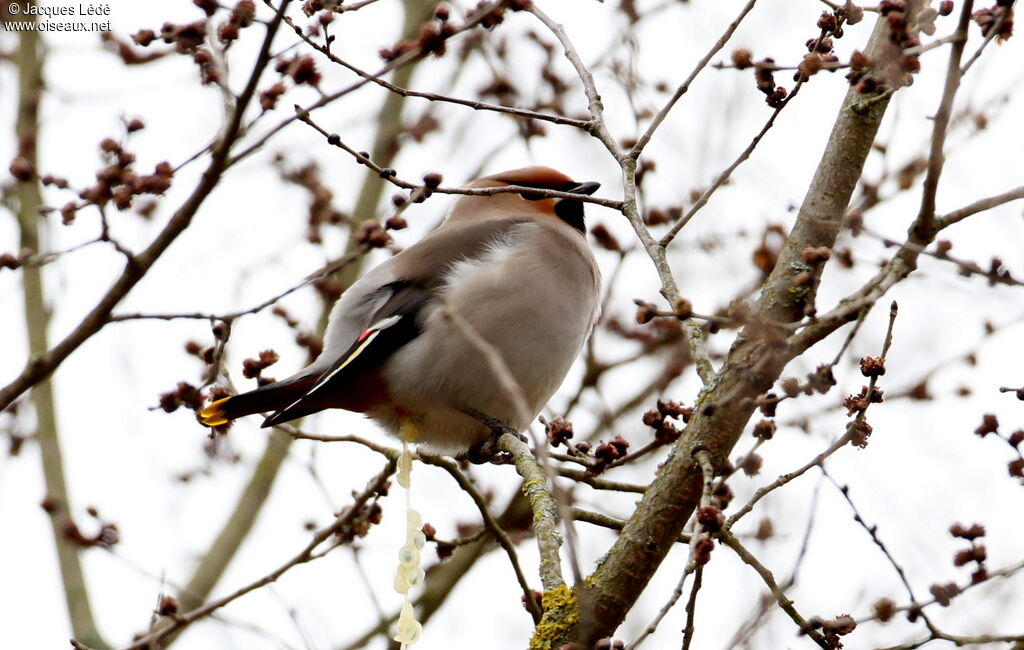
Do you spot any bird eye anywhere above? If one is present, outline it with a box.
[519,191,546,201]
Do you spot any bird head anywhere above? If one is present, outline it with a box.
[448,166,601,233]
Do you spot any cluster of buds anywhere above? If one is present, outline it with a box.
[643,204,682,226]
[752,57,788,108]
[0,249,33,271]
[966,413,1024,481]
[158,381,204,414]
[133,2,254,84]
[928,581,961,607]
[752,418,776,440]
[1006,429,1024,481]
[949,521,989,584]
[816,614,857,647]
[260,82,287,112]
[972,2,1014,43]
[333,500,384,544]
[642,399,692,445]
[354,220,391,248]
[276,159,350,243]
[42,500,121,550]
[276,55,321,88]
[242,349,280,385]
[973,413,999,437]
[842,380,884,449]
[60,137,171,221]
[385,172,443,230]
[589,223,621,252]
[157,21,206,53]
[793,9,849,82]
[872,597,897,622]
[217,0,257,42]
[467,0,531,30]
[846,0,931,93]
[843,384,884,416]
[378,2,460,61]
[545,416,574,448]
[691,504,724,567]
[591,435,630,473]
[185,339,215,363]
[145,21,218,84]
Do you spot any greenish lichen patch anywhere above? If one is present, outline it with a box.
[530,585,580,649]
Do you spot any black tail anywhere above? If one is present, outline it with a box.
[198,374,318,427]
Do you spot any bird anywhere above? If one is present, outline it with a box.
[199,166,602,455]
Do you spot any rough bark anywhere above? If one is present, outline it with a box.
[571,11,911,644]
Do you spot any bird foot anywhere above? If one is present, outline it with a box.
[463,409,527,465]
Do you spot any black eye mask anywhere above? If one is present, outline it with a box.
[517,181,600,232]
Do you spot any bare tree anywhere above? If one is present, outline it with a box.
[3,0,1023,648]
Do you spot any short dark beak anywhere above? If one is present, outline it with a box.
[566,181,600,196]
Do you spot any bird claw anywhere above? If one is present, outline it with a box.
[463,409,526,464]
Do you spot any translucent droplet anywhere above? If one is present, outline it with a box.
[406,508,422,530]
[394,572,409,594]
[397,456,412,488]
[393,602,421,643]
[403,620,422,645]
[399,544,419,566]
[411,531,426,549]
[407,567,425,588]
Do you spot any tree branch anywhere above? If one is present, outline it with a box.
[12,1,108,646]
[718,531,829,648]
[420,454,543,621]
[629,0,758,159]
[573,8,918,643]
[0,0,290,412]
[122,459,396,650]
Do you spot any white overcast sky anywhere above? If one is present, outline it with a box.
[2,1,1023,648]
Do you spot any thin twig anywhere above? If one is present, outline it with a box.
[937,185,1024,229]
[625,451,715,649]
[273,4,589,129]
[0,0,290,413]
[527,5,621,156]
[727,433,848,529]
[122,460,396,650]
[295,107,623,209]
[231,0,531,168]
[630,0,758,158]
[914,0,973,236]
[659,97,790,247]
[109,251,366,323]
[719,531,829,648]
[556,467,649,494]
[680,566,703,650]
[419,454,543,621]
[959,5,1009,74]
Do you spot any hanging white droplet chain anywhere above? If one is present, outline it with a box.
[393,424,424,648]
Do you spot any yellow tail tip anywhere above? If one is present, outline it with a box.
[199,397,231,427]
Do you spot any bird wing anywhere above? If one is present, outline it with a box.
[258,217,530,428]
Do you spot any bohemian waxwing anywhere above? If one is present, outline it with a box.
[199,166,602,454]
